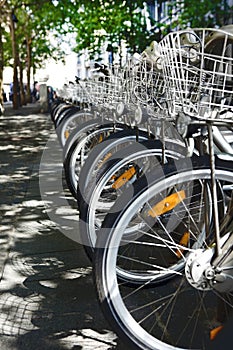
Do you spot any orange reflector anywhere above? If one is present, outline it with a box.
[176,232,190,258]
[148,190,186,217]
[112,167,136,190]
[210,325,223,340]
[65,130,69,139]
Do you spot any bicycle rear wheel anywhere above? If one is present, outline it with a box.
[94,154,233,350]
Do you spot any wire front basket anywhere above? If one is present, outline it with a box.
[159,27,233,122]
[80,65,125,108]
[81,58,165,109]
[123,55,165,107]
[57,50,167,124]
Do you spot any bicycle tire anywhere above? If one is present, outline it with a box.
[77,120,185,203]
[77,128,153,208]
[79,138,187,260]
[56,110,94,147]
[53,103,78,127]
[62,117,116,160]
[54,105,80,129]
[50,99,63,121]
[94,154,233,350]
[63,122,127,198]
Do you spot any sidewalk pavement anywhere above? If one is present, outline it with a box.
[0,103,124,350]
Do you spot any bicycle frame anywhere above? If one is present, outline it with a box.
[173,116,233,300]
[158,26,233,295]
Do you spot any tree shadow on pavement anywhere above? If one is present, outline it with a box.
[0,111,126,350]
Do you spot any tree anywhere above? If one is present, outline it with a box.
[69,0,232,61]
[164,0,232,33]
[0,0,70,109]
[69,0,153,61]
[0,7,4,113]
[0,0,232,111]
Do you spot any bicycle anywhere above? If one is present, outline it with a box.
[78,122,187,260]
[61,55,168,199]
[93,26,233,349]
[77,29,233,261]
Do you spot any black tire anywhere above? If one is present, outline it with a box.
[77,128,153,208]
[79,138,187,260]
[56,110,94,147]
[52,102,74,124]
[62,117,114,160]
[54,105,80,129]
[63,121,127,198]
[93,154,233,349]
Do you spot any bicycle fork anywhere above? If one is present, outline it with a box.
[212,193,233,293]
[186,124,233,293]
[208,123,222,256]
[207,123,233,292]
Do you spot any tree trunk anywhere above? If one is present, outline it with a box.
[19,58,26,105]
[0,15,4,114]
[26,36,32,103]
[10,11,19,109]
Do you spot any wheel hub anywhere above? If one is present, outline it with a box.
[185,248,215,291]
[185,238,233,293]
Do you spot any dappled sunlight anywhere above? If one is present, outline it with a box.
[61,267,92,280]
[0,249,116,347]
[0,174,26,184]
[0,145,16,151]
[11,254,66,277]
[22,199,48,208]
[0,293,42,336]
[58,329,117,349]
[0,110,122,350]
[39,135,82,243]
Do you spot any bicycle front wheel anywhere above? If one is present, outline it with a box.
[94,154,233,350]
[63,122,126,198]
[79,138,187,260]
[56,110,94,147]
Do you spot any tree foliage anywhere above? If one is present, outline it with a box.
[0,0,70,108]
[0,0,232,110]
[168,0,231,31]
[67,0,232,59]
[69,0,153,58]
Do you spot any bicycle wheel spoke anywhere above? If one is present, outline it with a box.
[94,155,233,349]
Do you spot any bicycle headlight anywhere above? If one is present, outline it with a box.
[176,113,191,138]
[134,106,142,124]
[116,102,125,116]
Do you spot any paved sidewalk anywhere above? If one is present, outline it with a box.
[0,104,124,350]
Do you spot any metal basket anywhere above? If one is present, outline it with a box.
[71,56,167,125]
[83,57,165,109]
[77,65,126,108]
[122,55,165,107]
[159,27,233,121]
